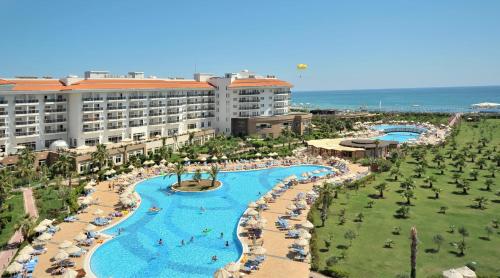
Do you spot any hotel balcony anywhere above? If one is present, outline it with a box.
[167,118,180,123]
[238,91,260,96]
[107,123,125,130]
[167,109,181,115]
[149,120,165,126]
[187,107,215,112]
[0,120,7,127]
[129,95,147,100]
[149,112,166,117]
[82,97,104,102]
[82,107,104,112]
[167,93,186,98]
[82,126,103,132]
[44,98,67,103]
[15,120,38,127]
[83,116,104,122]
[187,100,215,105]
[129,122,145,127]
[107,115,125,120]
[187,113,214,120]
[107,106,127,111]
[15,99,39,104]
[149,102,166,108]
[45,108,67,113]
[129,114,147,119]
[167,101,186,106]
[239,105,260,110]
[239,98,260,103]
[274,104,287,108]
[15,110,39,115]
[129,105,147,110]
[45,128,67,134]
[45,118,67,124]
[0,100,8,105]
[0,111,8,117]
[273,91,291,95]
[106,96,127,101]
[15,131,38,137]
[274,97,289,101]
[0,132,8,138]
[149,95,166,100]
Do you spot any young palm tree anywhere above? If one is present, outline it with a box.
[469,169,478,181]
[476,157,486,170]
[168,163,186,186]
[401,189,415,205]
[424,176,437,188]
[437,163,446,175]
[457,226,469,256]
[487,164,496,178]
[51,152,76,187]
[400,177,416,190]
[192,169,202,184]
[91,144,109,170]
[493,153,500,167]
[484,179,494,191]
[390,167,401,181]
[374,182,388,198]
[410,227,418,278]
[0,169,15,207]
[208,165,220,187]
[458,180,471,194]
[474,196,488,209]
[432,188,442,199]
[344,229,356,247]
[433,234,444,252]
[433,152,444,167]
[16,216,36,241]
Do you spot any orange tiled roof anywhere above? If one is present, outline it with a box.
[228,78,292,88]
[0,79,14,85]
[4,79,214,91]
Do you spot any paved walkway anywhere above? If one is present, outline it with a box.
[0,188,39,275]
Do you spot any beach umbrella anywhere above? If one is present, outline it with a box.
[289,175,297,180]
[297,200,308,207]
[160,159,167,164]
[84,184,94,191]
[295,239,309,247]
[58,240,73,249]
[213,268,231,278]
[62,269,78,278]
[85,224,97,232]
[53,250,69,261]
[66,246,81,255]
[248,202,257,208]
[301,172,309,178]
[212,156,218,160]
[39,219,53,226]
[299,230,312,240]
[247,219,258,227]
[221,155,228,160]
[183,157,190,162]
[256,199,266,205]
[15,253,31,263]
[37,232,53,241]
[252,246,267,255]
[255,153,261,157]
[287,204,297,211]
[257,218,268,225]
[276,182,285,188]
[5,262,23,274]
[152,164,160,169]
[255,158,261,162]
[246,209,258,216]
[224,262,241,273]
[128,165,135,170]
[264,193,273,199]
[93,209,104,216]
[74,233,87,242]
[34,224,47,233]
[19,245,35,255]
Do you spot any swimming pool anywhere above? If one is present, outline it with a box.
[371,124,426,143]
[90,165,330,278]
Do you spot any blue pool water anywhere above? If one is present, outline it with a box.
[90,165,330,278]
[371,125,425,143]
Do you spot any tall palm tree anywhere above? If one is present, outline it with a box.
[319,183,335,226]
[16,216,36,242]
[91,144,109,170]
[16,148,36,187]
[167,163,186,186]
[0,169,15,207]
[410,227,418,278]
[208,165,220,187]
[373,139,381,158]
[51,152,76,187]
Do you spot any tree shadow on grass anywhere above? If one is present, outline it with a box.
[479,236,491,241]
[368,194,381,199]
[336,244,349,250]
[425,248,438,254]
[448,250,465,257]
[319,248,329,252]
[427,196,438,200]
[491,199,500,204]
[451,191,468,195]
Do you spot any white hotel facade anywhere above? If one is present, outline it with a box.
[0,70,309,158]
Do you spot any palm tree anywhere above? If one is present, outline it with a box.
[0,169,15,208]
[344,229,356,247]
[493,153,500,167]
[474,196,488,209]
[16,216,36,241]
[374,182,388,198]
[91,144,109,170]
[51,152,76,187]
[437,163,446,175]
[452,172,461,185]
[457,226,469,256]
[396,206,410,218]
[455,157,465,172]
[400,177,416,190]
[401,189,415,205]
[487,164,496,178]
[56,177,70,209]
[410,227,418,278]
[373,139,381,158]
[433,152,444,167]
[168,163,186,186]
[192,169,202,184]
[319,183,334,226]
[469,169,478,181]
[188,132,195,145]
[208,165,220,187]
[458,180,471,194]
[16,148,36,186]
[433,234,444,252]
[424,176,437,188]
[432,188,442,199]
[484,179,493,191]
[476,157,486,170]
[390,167,401,181]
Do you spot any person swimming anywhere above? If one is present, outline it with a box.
[158,239,163,245]
[200,206,206,213]
[225,241,229,247]
[211,255,218,262]
[220,232,224,239]
[190,236,194,243]
[181,240,185,246]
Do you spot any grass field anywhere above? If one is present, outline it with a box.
[34,186,68,222]
[0,192,25,247]
[309,119,500,277]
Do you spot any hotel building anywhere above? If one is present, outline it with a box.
[0,70,311,166]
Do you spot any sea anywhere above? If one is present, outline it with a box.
[291,86,500,113]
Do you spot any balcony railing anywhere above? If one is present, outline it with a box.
[0,111,7,115]
[15,110,39,115]
[129,122,145,127]
[239,99,260,103]
[167,119,180,123]
[15,131,38,136]
[45,128,67,134]
[167,102,186,106]
[107,106,127,111]
[45,98,67,103]
[82,107,104,112]
[238,91,260,96]
[0,100,8,105]
[15,120,38,126]
[149,95,166,99]
[45,108,66,113]
[129,114,146,119]
[129,96,147,100]
[83,127,102,132]
[44,118,66,123]
[82,97,104,102]
[149,113,166,117]
[149,121,165,126]
[15,99,39,104]
[107,125,125,130]
[83,117,103,122]
[107,116,125,120]
[273,91,291,95]
[107,97,127,101]
[129,105,147,109]
[149,103,166,108]
[239,106,259,110]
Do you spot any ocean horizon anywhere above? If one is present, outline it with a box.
[291,85,500,113]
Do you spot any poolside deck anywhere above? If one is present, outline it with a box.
[240,163,368,278]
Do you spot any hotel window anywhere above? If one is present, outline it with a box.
[149,131,161,138]
[85,138,100,146]
[108,135,122,143]
[188,123,196,129]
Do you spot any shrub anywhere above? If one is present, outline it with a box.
[320,269,350,278]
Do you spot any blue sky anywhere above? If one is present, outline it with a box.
[1,0,499,90]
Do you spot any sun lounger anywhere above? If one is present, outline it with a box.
[64,215,78,222]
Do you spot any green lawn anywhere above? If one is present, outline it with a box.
[34,186,69,222]
[310,119,500,277]
[0,192,25,247]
